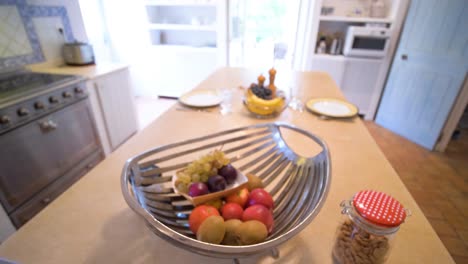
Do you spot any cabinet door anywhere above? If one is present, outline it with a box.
[309,56,346,86]
[95,69,138,150]
[341,59,382,116]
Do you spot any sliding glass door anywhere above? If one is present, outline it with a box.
[228,0,300,70]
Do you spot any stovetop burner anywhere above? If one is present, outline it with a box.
[0,71,79,105]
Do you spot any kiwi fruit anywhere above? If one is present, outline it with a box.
[235,220,268,245]
[222,219,242,245]
[196,216,225,244]
[246,173,264,191]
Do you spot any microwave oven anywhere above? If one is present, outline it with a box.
[343,26,391,58]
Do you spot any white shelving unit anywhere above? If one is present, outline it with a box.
[319,15,393,24]
[143,0,227,98]
[306,0,409,119]
[147,23,216,31]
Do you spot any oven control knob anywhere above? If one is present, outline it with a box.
[34,101,45,110]
[17,108,29,117]
[74,87,84,94]
[0,115,10,124]
[62,91,72,98]
[49,96,59,104]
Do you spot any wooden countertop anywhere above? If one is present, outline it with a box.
[26,62,129,79]
[0,68,453,263]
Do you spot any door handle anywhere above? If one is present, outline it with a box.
[401,54,408,60]
[39,120,58,132]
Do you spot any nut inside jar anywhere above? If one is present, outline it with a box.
[333,219,391,264]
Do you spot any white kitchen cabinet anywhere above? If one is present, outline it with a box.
[87,68,138,155]
[301,0,409,120]
[309,54,346,87]
[341,58,382,116]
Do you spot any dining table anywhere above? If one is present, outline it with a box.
[0,67,454,263]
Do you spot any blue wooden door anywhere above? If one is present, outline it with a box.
[376,0,468,150]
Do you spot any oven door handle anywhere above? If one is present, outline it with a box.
[39,120,58,132]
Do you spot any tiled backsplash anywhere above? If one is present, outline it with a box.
[0,0,84,69]
[0,6,33,58]
[28,5,74,67]
[32,16,67,66]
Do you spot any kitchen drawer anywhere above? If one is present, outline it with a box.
[9,150,103,228]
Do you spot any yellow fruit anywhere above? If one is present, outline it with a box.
[204,199,223,210]
[245,87,285,116]
[196,216,226,244]
[246,173,264,191]
[235,220,268,245]
[251,95,283,107]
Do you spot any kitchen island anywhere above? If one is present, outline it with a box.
[0,68,453,263]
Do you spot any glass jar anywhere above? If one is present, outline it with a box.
[332,190,410,264]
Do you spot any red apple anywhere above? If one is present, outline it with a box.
[247,188,274,209]
[188,205,220,234]
[226,188,249,208]
[242,204,274,233]
[221,203,244,220]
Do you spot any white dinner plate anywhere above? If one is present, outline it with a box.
[306,98,358,118]
[179,90,222,108]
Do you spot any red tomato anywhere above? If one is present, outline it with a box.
[247,188,274,209]
[242,204,274,233]
[221,203,244,220]
[226,188,249,208]
[188,205,220,234]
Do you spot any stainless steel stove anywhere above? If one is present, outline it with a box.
[0,70,103,227]
[0,71,85,133]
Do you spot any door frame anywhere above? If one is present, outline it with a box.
[435,74,468,152]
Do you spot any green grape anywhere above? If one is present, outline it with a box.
[176,150,231,192]
[176,182,188,193]
[200,174,209,182]
[191,173,201,183]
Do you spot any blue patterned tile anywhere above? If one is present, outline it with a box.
[0,0,75,70]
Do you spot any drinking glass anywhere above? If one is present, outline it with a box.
[218,87,233,115]
[288,76,304,112]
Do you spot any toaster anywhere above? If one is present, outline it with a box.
[62,42,95,66]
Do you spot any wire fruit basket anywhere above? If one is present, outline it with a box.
[121,122,331,261]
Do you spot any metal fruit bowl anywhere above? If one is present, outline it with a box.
[121,122,331,261]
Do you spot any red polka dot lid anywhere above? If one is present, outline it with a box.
[353,190,407,227]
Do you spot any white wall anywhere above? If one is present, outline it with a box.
[27,0,88,66]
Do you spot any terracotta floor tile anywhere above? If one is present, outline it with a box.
[457,229,468,246]
[444,212,468,231]
[452,255,468,264]
[419,203,445,220]
[407,188,446,203]
[429,218,459,237]
[364,122,468,262]
[439,236,468,257]
[448,196,468,218]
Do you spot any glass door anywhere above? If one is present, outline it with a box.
[228,0,301,70]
